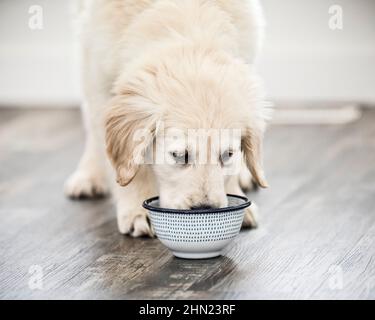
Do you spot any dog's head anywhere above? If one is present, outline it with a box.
[105,47,269,209]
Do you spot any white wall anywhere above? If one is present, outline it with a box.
[259,0,375,102]
[0,0,374,107]
[0,0,80,107]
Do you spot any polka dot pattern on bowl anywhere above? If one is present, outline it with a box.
[149,210,244,242]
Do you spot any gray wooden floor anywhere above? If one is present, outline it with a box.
[0,106,374,299]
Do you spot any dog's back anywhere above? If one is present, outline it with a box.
[77,0,264,68]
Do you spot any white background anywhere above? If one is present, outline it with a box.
[0,0,374,107]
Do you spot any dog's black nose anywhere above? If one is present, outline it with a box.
[190,205,214,210]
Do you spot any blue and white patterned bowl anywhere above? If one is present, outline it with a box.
[142,194,251,259]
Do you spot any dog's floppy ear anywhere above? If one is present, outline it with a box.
[242,126,268,188]
[105,90,159,187]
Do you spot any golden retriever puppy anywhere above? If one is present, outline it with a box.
[65,0,270,237]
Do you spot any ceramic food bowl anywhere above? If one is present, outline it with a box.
[142,194,250,259]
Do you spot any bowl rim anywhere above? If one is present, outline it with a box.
[142,194,251,214]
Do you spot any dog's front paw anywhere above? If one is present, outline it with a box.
[117,210,154,238]
[64,169,109,199]
[242,202,259,229]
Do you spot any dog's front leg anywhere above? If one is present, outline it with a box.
[64,46,111,199]
[225,175,259,228]
[64,102,110,199]
[114,166,157,237]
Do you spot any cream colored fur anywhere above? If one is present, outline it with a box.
[65,0,270,237]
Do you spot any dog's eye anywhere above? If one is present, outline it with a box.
[220,149,234,164]
[170,150,189,165]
